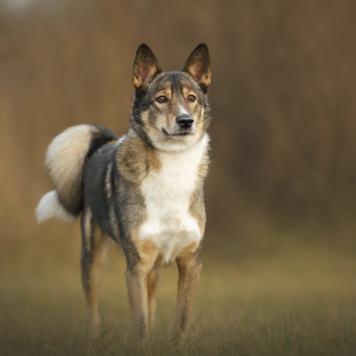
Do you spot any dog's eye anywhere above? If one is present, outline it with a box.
[156,96,167,103]
[188,95,196,102]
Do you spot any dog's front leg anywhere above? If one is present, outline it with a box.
[148,268,161,332]
[173,253,202,342]
[125,260,155,340]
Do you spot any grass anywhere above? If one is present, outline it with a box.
[1,223,356,355]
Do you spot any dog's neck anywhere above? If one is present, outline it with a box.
[116,127,209,185]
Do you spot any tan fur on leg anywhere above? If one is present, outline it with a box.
[147,269,161,332]
[81,209,110,338]
[173,253,202,342]
[125,240,159,340]
[125,264,153,339]
[86,234,109,337]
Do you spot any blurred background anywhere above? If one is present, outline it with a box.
[1,1,356,354]
[1,0,356,242]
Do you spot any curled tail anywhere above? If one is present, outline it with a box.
[36,124,117,223]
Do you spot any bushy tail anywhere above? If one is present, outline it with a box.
[36,124,117,223]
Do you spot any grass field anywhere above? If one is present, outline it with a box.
[1,224,356,355]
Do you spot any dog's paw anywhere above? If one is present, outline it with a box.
[171,329,188,346]
[87,314,101,339]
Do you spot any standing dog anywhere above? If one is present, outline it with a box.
[36,43,211,342]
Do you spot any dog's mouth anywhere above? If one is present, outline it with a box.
[161,129,192,137]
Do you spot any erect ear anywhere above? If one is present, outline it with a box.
[133,44,162,90]
[182,43,211,89]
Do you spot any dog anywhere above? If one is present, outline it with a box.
[36,43,211,342]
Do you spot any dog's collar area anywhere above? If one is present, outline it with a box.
[161,128,192,137]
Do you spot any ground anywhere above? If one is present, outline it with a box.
[1,223,356,355]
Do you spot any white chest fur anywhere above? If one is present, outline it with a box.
[138,134,209,263]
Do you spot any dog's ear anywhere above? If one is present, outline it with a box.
[133,44,162,90]
[182,43,211,89]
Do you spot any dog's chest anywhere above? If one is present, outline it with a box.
[138,136,208,263]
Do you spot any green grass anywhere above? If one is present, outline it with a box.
[1,225,356,355]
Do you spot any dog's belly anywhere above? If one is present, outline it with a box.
[139,210,201,263]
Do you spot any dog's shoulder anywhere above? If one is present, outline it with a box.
[115,129,161,184]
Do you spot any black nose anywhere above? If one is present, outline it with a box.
[176,115,194,128]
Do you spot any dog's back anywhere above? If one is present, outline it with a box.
[84,141,121,239]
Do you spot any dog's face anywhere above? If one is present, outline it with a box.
[130,44,211,152]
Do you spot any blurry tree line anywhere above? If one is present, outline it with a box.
[1,0,356,239]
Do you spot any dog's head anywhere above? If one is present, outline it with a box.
[130,44,211,152]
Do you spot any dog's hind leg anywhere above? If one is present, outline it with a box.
[81,205,110,338]
[173,252,202,343]
[147,268,161,333]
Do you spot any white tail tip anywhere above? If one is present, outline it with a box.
[36,191,76,223]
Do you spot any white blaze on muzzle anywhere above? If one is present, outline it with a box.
[178,105,191,118]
